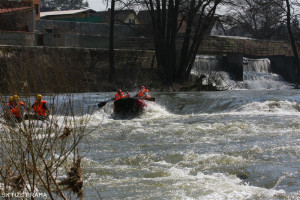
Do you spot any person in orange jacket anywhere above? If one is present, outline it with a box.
[4,96,15,121]
[135,86,151,99]
[112,89,130,101]
[10,95,25,122]
[31,94,50,120]
[6,96,14,108]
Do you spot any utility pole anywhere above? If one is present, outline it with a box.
[109,1,116,82]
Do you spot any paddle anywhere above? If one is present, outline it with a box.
[143,97,155,102]
[98,99,113,108]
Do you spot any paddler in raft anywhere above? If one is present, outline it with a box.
[4,95,25,123]
[26,94,50,120]
[6,96,14,109]
[112,89,130,101]
[97,89,130,108]
[135,86,151,99]
[10,95,25,122]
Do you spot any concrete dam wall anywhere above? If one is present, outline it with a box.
[0,43,297,93]
[0,46,158,93]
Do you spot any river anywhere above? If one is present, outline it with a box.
[75,89,300,200]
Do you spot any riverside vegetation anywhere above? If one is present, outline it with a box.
[0,55,104,199]
[0,91,99,200]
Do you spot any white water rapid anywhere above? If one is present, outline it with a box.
[192,55,293,90]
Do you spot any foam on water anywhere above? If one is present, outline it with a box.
[234,100,300,115]
[243,58,271,73]
[243,72,293,90]
[142,101,173,117]
[86,100,174,126]
[81,91,300,199]
[192,55,294,90]
[179,152,249,170]
[1,92,295,199]
[166,168,286,200]
[86,159,286,199]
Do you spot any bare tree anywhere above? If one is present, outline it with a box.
[285,0,300,86]
[106,0,139,83]
[139,0,223,85]
[222,0,285,39]
[0,93,92,199]
[0,47,101,199]
[223,0,300,85]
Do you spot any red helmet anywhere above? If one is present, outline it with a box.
[117,89,122,94]
[140,86,145,89]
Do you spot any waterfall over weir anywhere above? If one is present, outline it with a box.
[243,57,270,73]
[191,55,293,90]
[191,55,236,90]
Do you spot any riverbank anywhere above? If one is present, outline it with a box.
[0,45,225,93]
[0,45,159,93]
[0,45,295,93]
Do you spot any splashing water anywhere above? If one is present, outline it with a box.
[192,55,293,90]
[242,57,293,89]
[4,91,296,199]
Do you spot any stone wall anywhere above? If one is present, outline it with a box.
[40,34,153,49]
[0,45,158,93]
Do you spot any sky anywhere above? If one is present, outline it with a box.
[86,0,300,16]
[87,0,107,11]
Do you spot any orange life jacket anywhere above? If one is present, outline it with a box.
[33,100,47,116]
[7,102,13,108]
[6,102,14,117]
[11,101,25,118]
[115,92,126,101]
[137,89,150,98]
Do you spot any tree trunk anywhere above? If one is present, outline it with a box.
[109,1,116,83]
[178,0,221,82]
[178,0,196,81]
[147,0,221,85]
[286,0,300,86]
[148,0,179,85]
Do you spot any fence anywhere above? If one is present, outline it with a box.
[0,31,297,57]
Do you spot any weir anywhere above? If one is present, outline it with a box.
[0,33,298,90]
[220,53,298,84]
[193,55,293,90]
[196,36,299,83]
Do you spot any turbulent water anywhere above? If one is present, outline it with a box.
[1,56,298,199]
[68,89,300,200]
[192,56,293,90]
